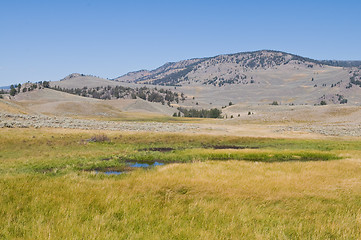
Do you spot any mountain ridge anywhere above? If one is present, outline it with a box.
[49,50,361,106]
[113,50,360,86]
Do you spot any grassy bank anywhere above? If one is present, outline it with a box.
[0,128,360,239]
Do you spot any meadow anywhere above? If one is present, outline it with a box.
[0,128,360,239]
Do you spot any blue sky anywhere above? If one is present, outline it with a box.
[1,0,360,86]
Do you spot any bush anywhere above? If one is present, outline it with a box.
[271,101,279,105]
[340,99,348,104]
[320,100,327,105]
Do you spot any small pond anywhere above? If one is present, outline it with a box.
[97,161,165,175]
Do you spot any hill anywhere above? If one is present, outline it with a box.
[51,73,119,89]
[113,50,358,86]
[13,88,177,117]
[46,50,361,106]
[113,50,361,106]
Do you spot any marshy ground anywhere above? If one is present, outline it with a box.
[0,128,360,239]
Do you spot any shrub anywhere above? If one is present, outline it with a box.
[320,100,327,105]
[340,99,348,104]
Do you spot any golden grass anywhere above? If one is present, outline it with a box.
[70,111,212,123]
[0,99,29,114]
[0,128,360,239]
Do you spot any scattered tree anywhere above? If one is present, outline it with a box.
[10,85,16,96]
[42,81,50,88]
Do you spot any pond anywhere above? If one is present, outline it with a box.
[97,161,165,175]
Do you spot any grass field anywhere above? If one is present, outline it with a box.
[0,128,360,239]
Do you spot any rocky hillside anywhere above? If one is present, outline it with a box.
[113,58,203,85]
[112,50,361,105]
[113,50,359,86]
[47,50,361,106]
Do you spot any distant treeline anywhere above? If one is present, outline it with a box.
[51,85,185,105]
[5,80,186,106]
[176,107,222,118]
[320,60,361,68]
[7,81,50,96]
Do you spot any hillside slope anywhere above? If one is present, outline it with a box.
[13,88,177,117]
[50,73,119,89]
[113,50,351,86]
[47,50,361,106]
[113,50,361,106]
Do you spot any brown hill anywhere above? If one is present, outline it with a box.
[13,88,177,117]
[113,50,361,106]
[48,50,361,106]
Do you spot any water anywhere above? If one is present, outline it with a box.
[104,171,123,175]
[129,161,164,168]
[98,161,165,175]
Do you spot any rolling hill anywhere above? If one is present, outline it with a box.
[12,88,177,117]
[47,50,361,106]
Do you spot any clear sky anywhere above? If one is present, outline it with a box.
[1,0,360,86]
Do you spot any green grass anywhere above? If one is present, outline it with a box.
[122,149,339,163]
[0,128,360,239]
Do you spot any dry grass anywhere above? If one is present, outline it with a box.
[0,99,29,114]
[88,134,110,142]
[0,128,360,239]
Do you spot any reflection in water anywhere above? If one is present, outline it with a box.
[129,162,164,168]
[104,171,123,175]
[99,161,165,175]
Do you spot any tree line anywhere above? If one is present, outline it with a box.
[175,107,222,118]
[51,85,185,105]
